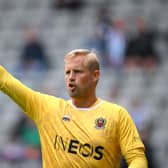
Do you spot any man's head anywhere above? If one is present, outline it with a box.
[64,49,100,99]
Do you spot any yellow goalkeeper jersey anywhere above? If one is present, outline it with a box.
[0,66,147,168]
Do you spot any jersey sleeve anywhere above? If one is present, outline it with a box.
[118,106,148,168]
[0,65,47,122]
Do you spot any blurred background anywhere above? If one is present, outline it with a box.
[0,0,168,167]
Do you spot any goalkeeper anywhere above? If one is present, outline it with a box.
[0,49,148,168]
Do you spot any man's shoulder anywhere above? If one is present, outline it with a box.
[40,93,68,105]
[101,99,124,110]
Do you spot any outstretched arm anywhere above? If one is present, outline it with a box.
[0,65,42,120]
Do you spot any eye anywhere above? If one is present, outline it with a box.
[74,70,80,73]
[74,69,83,74]
[65,70,70,75]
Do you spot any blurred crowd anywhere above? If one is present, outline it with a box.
[85,6,161,73]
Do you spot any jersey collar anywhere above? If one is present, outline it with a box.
[68,98,103,111]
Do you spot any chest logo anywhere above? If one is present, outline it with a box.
[95,117,106,129]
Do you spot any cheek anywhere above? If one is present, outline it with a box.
[79,76,91,86]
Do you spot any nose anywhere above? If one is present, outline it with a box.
[69,71,75,81]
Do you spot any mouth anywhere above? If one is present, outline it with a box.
[68,83,76,91]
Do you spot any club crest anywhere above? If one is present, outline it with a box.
[95,117,106,129]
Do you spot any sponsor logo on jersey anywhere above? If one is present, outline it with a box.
[54,135,104,160]
[95,117,106,129]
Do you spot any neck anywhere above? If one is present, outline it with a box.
[71,96,98,108]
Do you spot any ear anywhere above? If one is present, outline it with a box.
[93,70,100,82]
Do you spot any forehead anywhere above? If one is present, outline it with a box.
[65,55,87,68]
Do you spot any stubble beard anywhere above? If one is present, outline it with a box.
[67,84,90,98]
[68,87,79,98]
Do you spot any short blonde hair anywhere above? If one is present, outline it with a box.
[64,49,100,71]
